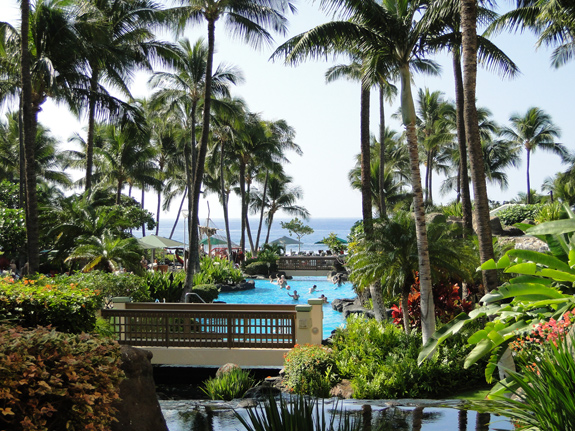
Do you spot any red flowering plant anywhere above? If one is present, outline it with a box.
[510,309,575,355]
[391,276,474,330]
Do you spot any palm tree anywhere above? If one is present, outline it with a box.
[170,0,294,284]
[500,107,566,204]
[273,0,443,343]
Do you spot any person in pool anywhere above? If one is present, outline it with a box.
[319,294,328,303]
[308,284,321,294]
[288,290,299,300]
[278,275,286,288]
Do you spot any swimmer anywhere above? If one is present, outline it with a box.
[278,274,286,288]
[309,284,321,294]
[319,294,328,303]
[288,290,299,300]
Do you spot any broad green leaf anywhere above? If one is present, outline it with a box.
[418,312,471,364]
[487,330,505,345]
[569,249,575,268]
[539,268,575,281]
[468,329,488,345]
[504,262,536,275]
[480,259,497,270]
[509,275,553,285]
[507,249,572,272]
[527,218,575,235]
[497,254,510,268]
[513,223,533,232]
[464,339,494,368]
[482,283,565,304]
[469,304,500,318]
[488,376,520,399]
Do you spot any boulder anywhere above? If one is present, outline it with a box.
[331,298,355,312]
[342,304,375,319]
[216,363,240,377]
[426,212,447,224]
[112,346,168,431]
[330,379,354,399]
[218,280,255,292]
[474,215,504,235]
[502,226,525,237]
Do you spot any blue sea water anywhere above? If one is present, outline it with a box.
[150,217,360,254]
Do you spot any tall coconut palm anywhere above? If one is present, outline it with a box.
[170,0,294,286]
[500,107,566,204]
[273,0,444,343]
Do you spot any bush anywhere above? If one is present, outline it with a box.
[0,325,124,431]
[497,204,541,225]
[190,284,219,303]
[330,316,485,399]
[0,276,104,333]
[201,367,255,400]
[243,262,270,276]
[535,201,568,224]
[61,271,150,302]
[283,344,338,397]
[142,271,186,302]
[193,256,244,285]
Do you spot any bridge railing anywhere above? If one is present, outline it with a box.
[277,256,338,271]
[101,303,297,349]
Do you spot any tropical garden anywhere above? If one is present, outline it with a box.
[1,0,575,429]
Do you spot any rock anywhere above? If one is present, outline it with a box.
[330,379,354,399]
[237,399,258,408]
[218,280,255,292]
[216,363,240,378]
[502,226,525,237]
[112,346,168,431]
[342,304,375,319]
[243,384,281,400]
[331,298,354,312]
[473,215,504,235]
[426,213,447,224]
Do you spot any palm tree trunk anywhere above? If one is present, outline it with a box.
[401,284,411,335]
[265,213,275,244]
[18,97,25,209]
[526,148,531,204]
[400,64,435,345]
[461,0,497,292]
[370,281,386,322]
[245,182,255,253]
[220,143,233,260]
[458,410,468,431]
[155,188,161,236]
[85,69,99,192]
[239,162,247,252]
[170,187,187,239]
[453,50,473,234]
[428,152,434,205]
[378,86,386,218]
[21,0,40,273]
[254,171,269,255]
[360,85,373,237]
[116,180,122,205]
[141,186,146,237]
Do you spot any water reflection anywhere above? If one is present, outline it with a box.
[160,401,514,431]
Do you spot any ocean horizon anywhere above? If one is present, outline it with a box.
[138,217,360,253]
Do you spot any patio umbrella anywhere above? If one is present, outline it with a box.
[270,236,302,245]
[315,237,348,244]
[200,235,238,247]
[138,235,185,249]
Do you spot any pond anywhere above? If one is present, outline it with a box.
[160,398,514,431]
[218,276,356,338]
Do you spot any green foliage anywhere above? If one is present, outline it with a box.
[439,201,463,218]
[235,394,361,431]
[535,201,568,223]
[0,325,124,431]
[142,270,186,302]
[0,180,19,209]
[61,271,150,302]
[320,232,347,255]
[201,367,255,400]
[497,204,541,225]
[283,344,338,397]
[0,276,104,333]
[256,249,280,265]
[491,336,575,430]
[190,284,219,303]
[332,316,485,399]
[280,217,314,248]
[0,207,26,256]
[243,261,271,276]
[193,256,244,285]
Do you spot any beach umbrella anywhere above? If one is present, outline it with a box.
[315,237,348,244]
[138,235,185,249]
[200,235,238,247]
[270,236,302,245]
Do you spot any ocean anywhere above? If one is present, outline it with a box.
[147,217,360,253]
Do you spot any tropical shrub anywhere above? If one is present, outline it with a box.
[440,201,463,218]
[0,276,104,333]
[0,326,124,431]
[332,316,485,399]
[497,204,541,225]
[243,261,270,276]
[0,208,26,256]
[391,277,474,330]
[491,336,575,430]
[189,284,219,303]
[535,201,567,223]
[142,270,186,302]
[283,344,338,397]
[201,367,255,400]
[193,256,243,285]
[61,271,150,302]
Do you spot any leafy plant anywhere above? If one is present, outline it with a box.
[497,204,541,225]
[440,201,463,218]
[201,367,255,400]
[0,326,124,431]
[0,207,26,256]
[61,270,150,302]
[320,232,348,255]
[235,393,361,431]
[193,255,244,285]
[143,270,186,302]
[280,218,314,252]
[189,284,220,303]
[491,336,575,430]
[243,262,271,276]
[535,201,567,223]
[283,344,338,397]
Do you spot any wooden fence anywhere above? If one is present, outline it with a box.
[277,256,338,272]
[101,304,297,349]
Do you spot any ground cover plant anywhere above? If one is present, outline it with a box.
[193,255,244,285]
[496,204,541,225]
[283,344,338,397]
[201,367,255,400]
[0,325,124,431]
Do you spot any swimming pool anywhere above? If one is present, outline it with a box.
[217,276,356,339]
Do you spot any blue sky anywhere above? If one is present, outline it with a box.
[1,0,573,221]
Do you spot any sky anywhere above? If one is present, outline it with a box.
[1,0,574,223]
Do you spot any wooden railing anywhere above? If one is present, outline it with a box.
[277,256,339,271]
[101,304,297,349]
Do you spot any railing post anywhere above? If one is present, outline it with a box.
[307,299,324,345]
[111,297,131,342]
[295,305,314,345]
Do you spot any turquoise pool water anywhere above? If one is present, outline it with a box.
[218,276,356,338]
